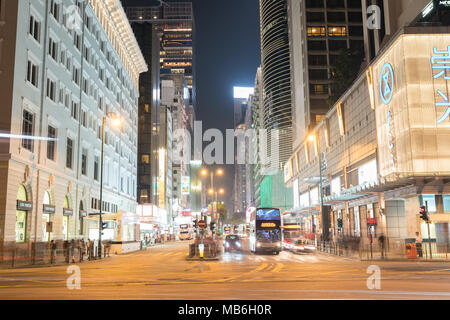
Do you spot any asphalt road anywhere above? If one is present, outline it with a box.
[0,240,449,300]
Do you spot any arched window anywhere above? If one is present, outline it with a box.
[16,185,28,243]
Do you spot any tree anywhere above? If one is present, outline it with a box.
[327,46,364,107]
[217,203,227,223]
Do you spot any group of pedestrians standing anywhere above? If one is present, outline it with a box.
[49,239,112,264]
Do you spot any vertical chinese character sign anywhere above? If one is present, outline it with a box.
[379,62,396,171]
[431,46,450,123]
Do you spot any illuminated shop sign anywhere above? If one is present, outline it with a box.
[372,34,450,178]
[431,46,450,123]
[379,63,394,105]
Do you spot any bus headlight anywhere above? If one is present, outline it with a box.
[236,242,241,248]
[276,242,282,247]
[225,241,229,247]
[256,242,262,248]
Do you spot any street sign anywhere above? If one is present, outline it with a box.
[367,218,377,226]
[198,220,206,229]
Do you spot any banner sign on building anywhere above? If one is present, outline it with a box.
[17,200,32,211]
[181,176,190,195]
[371,34,450,179]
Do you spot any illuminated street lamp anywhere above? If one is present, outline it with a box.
[99,113,122,259]
[307,133,327,242]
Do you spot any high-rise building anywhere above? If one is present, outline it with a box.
[258,0,294,212]
[0,0,146,262]
[126,1,195,209]
[288,0,365,149]
[260,0,293,166]
[126,1,195,102]
[250,68,265,207]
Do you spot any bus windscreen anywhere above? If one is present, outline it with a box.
[256,208,281,221]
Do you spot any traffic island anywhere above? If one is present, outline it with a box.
[186,239,221,261]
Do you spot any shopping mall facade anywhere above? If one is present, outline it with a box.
[284,27,450,253]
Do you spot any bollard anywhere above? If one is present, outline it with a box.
[199,244,204,259]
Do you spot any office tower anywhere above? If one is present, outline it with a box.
[289,0,365,148]
[126,1,195,209]
[260,0,293,166]
[259,0,294,212]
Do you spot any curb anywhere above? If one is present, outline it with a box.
[185,256,221,261]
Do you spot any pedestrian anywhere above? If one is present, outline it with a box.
[70,239,76,263]
[87,239,91,261]
[378,234,386,259]
[64,240,70,263]
[415,232,423,258]
[50,240,57,264]
[106,240,111,257]
[79,239,85,262]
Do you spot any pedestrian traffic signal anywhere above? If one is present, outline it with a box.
[419,206,429,222]
[102,223,108,230]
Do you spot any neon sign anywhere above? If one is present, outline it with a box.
[431,46,450,123]
[379,63,394,105]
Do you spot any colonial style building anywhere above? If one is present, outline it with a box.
[0,0,147,264]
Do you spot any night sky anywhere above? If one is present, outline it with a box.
[122,0,261,214]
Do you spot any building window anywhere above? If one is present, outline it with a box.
[94,156,99,181]
[306,12,325,22]
[46,78,56,101]
[66,138,73,169]
[310,84,329,95]
[308,55,327,66]
[308,40,327,51]
[309,69,329,80]
[22,110,34,151]
[47,125,56,160]
[29,14,41,42]
[81,149,87,176]
[48,37,58,60]
[50,0,60,21]
[72,66,80,86]
[443,195,450,213]
[74,33,81,51]
[421,195,437,213]
[81,109,87,127]
[26,60,39,87]
[328,26,347,37]
[307,27,326,37]
[71,101,78,120]
[328,40,348,51]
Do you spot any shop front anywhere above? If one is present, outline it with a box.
[62,196,73,241]
[16,185,32,244]
[42,191,55,242]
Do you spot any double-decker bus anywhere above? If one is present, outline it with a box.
[250,208,282,254]
[179,224,193,240]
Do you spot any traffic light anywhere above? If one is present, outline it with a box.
[102,222,108,230]
[419,206,429,222]
[193,220,198,228]
[210,222,216,231]
[337,218,343,229]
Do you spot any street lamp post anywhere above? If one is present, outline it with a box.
[98,113,121,259]
[308,134,327,245]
